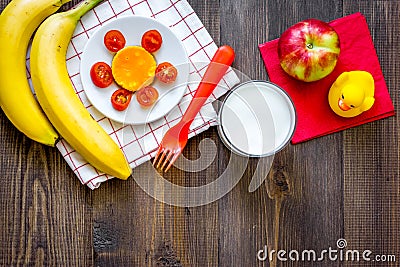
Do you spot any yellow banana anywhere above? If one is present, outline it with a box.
[30,0,132,179]
[0,0,68,146]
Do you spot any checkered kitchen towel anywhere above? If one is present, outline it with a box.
[30,0,239,189]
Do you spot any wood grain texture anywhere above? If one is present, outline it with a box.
[264,3,345,267]
[0,113,93,266]
[0,0,399,266]
[91,0,221,266]
[0,0,92,266]
[218,1,345,267]
[342,1,400,266]
[218,1,270,266]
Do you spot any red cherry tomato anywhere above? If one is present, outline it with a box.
[111,88,132,111]
[141,30,162,53]
[155,62,178,84]
[104,30,126,52]
[136,86,159,107]
[90,62,113,88]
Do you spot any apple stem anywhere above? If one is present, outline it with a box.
[307,43,313,49]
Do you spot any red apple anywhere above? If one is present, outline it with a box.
[278,19,340,82]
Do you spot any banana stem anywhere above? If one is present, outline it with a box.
[69,0,104,20]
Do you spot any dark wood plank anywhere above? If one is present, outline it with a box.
[218,1,345,266]
[90,133,221,266]
[342,1,400,266]
[218,1,271,266]
[265,2,345,266]
[0,114,93,266]
[91,0,221,266]
[0,0,92,265]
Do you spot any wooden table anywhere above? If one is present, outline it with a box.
[1,0,399,266]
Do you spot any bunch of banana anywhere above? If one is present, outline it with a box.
[0,0,72,146]
[30,0,132,179]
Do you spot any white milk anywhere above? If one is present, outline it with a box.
[217,81,296,157]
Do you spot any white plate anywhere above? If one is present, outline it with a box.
[80,16,190,125]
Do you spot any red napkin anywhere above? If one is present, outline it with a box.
[258,12,395,144]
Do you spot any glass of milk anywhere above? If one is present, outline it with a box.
[217,80,296,157]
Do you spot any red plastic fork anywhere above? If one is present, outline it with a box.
[153,45,235,172]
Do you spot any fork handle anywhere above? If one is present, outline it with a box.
[181,45,235,126]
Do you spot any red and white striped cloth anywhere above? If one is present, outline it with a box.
[29,0,239,189]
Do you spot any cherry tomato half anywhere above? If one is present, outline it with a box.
[141,30,162,53]
[111,88,133,111]
[155,62,178,84]
[90,62,113,88]
[104,30,126,52]
[136,86,159,107]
